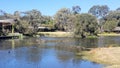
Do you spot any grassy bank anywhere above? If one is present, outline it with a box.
[37,32,120,37]
[37,32,73,37]
[38,32,99,38]
[77,47,120,68]
[98,32,120,36]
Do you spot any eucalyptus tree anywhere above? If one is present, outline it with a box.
[23,9,42,27]
[14,11,21,20]
[105,11,120,20]
[88,5,109,33]
[0,10,14,19]
[74,13,98,38]
[41,15,54,28]
[72,5,81,14]
[103,19,118,32]
[88,5,109,18]
[14,9,43,35]
[0,10,6,19]
[54,8,72,31]
[102,11,120,32]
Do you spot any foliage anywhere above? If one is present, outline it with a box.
[74,13,98,38]
[66,14,76,31]
[14,9,51,35]
[105,11,120,20]
[1,5,120,38]
[102,11,120,32]
[41,15,54,28]
[72,5,81,14]
[88,5,109,18]
[103,19,118,32]
[15,20,37,35]
[54,8,72,31]
[22,9,42,27]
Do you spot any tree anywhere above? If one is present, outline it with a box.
[88,5,109,18]
[74,13,98,38]
[15,20,36,35]
[14,9,43,35]
[15,20,29,33]
[89,5,109,33]
[72,5,81,14]
[103,19,118,32]
[23,9,42,27]
[54,8,72,31]
[41,15,54,27]
[0,10,14,19]
[18,9,43,34]
[66,14,76,31]
[14,11,21,20]
[102,11,120,32]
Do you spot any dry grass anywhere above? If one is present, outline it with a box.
[89,47,120,64]
[38,32,120,37]
[77,47,120,68]
[37,32,72,37]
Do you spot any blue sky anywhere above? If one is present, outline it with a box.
[0,0,120,16]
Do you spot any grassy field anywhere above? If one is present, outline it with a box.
[77,47,120,68]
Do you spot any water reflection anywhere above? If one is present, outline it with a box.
[1,36,120,68]
[98,36,120,47]
[55,50,74,62]
[26,47,42,63]
[74,38,98,48]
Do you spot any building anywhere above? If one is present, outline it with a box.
[0,19,15,35]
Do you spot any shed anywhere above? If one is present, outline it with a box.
[0,19,15,34]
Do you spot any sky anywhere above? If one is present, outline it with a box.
[0,0,120,16]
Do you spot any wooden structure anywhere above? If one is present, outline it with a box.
[0,19,15,34]
[0,19,22,39]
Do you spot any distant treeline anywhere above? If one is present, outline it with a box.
[0,5,120,38]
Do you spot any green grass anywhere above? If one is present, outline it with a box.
[98,32,120,36]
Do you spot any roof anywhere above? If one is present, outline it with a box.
[38,27,50,29]
[38,27,46,29]
[0,19,15,24]
[113,27,120,31]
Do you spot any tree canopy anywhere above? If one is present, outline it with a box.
[88,5,109,18]
[54,8,72,31]
[0,5,120,37]
[74,13,98,38]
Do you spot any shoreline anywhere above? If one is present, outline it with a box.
[76,47,120,68]
[37,32,120,37]
[98,33,120,36]
[37,32,73,37]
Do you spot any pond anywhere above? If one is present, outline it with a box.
[0,36,120,68]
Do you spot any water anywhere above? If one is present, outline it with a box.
[0,36,120,68]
